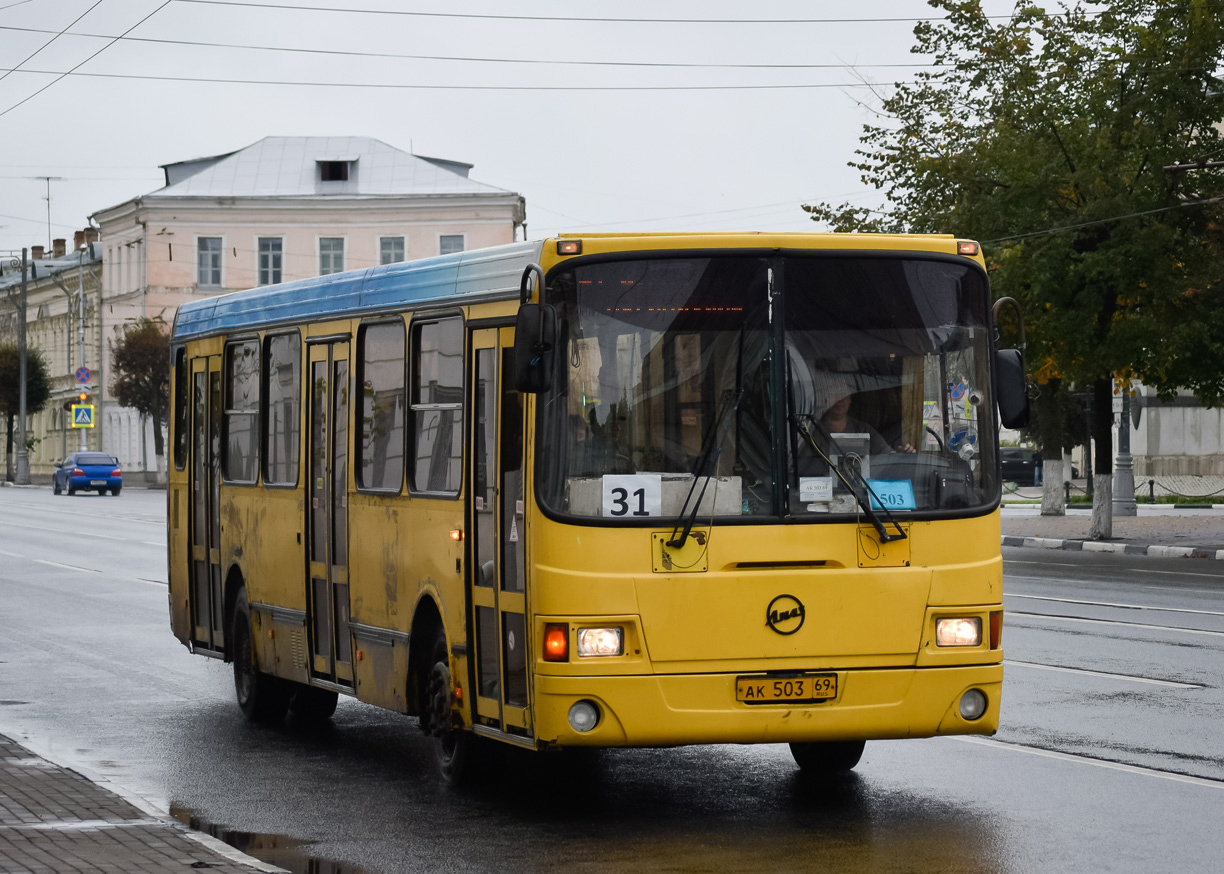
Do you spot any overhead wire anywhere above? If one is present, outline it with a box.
[0,67,912,91]
[0,26,948,70]
[171,0,1023,25]
[0,1,173,120]
[0,1,103,85]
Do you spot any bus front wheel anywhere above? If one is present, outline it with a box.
[424,629,475,784]
[789,740,865,774]
[232,588,290,722]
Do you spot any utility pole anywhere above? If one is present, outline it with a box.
[16,248,30,484]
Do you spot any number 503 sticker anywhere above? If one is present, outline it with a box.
[602,474,662,517]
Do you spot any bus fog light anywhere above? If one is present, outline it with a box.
[577,626,623,657]
[936,617,982,647]
[959,689,988,720]
[568,700,600,732]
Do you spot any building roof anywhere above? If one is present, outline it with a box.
[0,246,101,294]
[149,136,513,199]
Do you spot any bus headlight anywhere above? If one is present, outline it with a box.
[936,617,982,647]
[577,626,623,657]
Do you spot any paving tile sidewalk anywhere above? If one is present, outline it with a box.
[0,732,280,874]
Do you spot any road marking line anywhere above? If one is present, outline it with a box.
[951,737,1224,789]
[0,549,23,558]
[33,559,100,573]
[1007,592,1224,617]
[1004,659,1202,689]
[3,519,125,541]
[1005,610,1224,637]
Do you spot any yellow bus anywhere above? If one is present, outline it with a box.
[167,233,1029,782]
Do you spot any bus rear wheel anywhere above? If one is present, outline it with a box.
[789,740,865,774]
[424,629,476,784]
[232,588,290,722]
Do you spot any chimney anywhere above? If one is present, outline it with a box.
[31,245,45,260]
[83,228,99,245]
[53,238,66,258]
[74,230,85,250]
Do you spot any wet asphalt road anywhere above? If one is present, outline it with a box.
[1,487,1221,873]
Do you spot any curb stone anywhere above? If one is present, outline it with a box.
[1001,535,1224,560]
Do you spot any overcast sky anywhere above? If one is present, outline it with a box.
[0,0,1018,257]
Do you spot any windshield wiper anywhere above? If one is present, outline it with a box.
[668,387,742,549]
[793,414,907,543]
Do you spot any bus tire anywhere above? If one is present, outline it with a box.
[789,740,865,774]
[231,587,289,722]
[424,628,476,784]
[288,684,339,722]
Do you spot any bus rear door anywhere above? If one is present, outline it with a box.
[470,326,530,738]
[307,340,353,688]
[189,354,224,653]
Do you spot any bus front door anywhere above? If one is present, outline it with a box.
[307,341,353,688]
[189,355,223,652]
[470,327,530,737]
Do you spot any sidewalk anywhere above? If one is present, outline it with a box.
[0,732,280,874]
[1001,503,1224,558]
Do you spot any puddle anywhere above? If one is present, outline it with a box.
[170,805,372,874]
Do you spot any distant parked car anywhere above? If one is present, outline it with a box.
[1000,447,1041,486]
[52,452,122,496]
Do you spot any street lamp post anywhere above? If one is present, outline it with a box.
[1113,386,1137,516]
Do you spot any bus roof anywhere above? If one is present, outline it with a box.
[171,240,545,341]
[170,232,977,341]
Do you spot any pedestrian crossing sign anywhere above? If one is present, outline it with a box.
[71,404,95,428]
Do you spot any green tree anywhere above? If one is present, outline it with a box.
[110,317,170,476]
[0,343,51,481]
[806,0,1224,527]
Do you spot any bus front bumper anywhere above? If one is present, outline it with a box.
[532,664,1001,747]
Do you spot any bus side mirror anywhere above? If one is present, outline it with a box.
[995,348,1030,429]
[513,303,557,393]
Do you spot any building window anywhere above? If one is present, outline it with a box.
[439,234,465,256]
[258,237,283,286]
[410,317,463,495]
[380,236,405,265]
[319,237,345,275]
[319,160,350,181]
[223,340,260,483]
[263,333,300,486]
[357,321,405,492]
[197,237,222,287]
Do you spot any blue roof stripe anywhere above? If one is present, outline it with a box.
[172,241,543,341]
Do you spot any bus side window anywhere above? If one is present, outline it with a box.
[173,347,188,471]
[409,317,463,495]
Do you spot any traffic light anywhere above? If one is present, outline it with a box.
[78,390,89,403]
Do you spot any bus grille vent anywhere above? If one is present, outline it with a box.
[291,628,305,668]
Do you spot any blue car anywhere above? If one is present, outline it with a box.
[52,452,122,496]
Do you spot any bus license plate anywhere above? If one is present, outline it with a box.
[736,674,837,704]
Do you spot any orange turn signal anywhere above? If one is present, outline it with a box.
[449,529,464,541]
[957,240,980,256]
[543,623,569,662]
[989,611,1002,649]
[557,239,582,256]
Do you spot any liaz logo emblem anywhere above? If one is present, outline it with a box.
[765,594,805,635]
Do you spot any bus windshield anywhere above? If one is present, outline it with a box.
[536,253,999,521]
